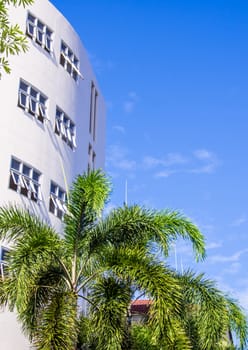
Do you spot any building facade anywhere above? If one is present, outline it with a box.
[130,299,152,324]
[0,0,105,348]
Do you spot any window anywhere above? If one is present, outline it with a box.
[49,182,67,220]
[26,12,53,53]
[88,144,96,172]
[0,247,9,263]
[60,41,80,81]
[9,157,41,202]
[0,246,9,278]
[89,82,98,141]
[88,144,92,173]
[55,107,76,149]
[92,152,96,170]
[18,80,48,123]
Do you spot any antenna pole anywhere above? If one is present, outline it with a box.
[180,256,184,274]
[174,244,178,272]
[125,180,128,206]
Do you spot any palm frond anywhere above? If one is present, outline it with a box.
[90,276,131,350]
[103,246,192,348]
[131,324,160,350]
[225,297,248,350]
[0,205,59,244]
[64,170,111,253]
[0,0,33,77]
[0,171,246,350]
[18,264,67,339]
[176,270,246,349]
[87,206,205,261]
[5,0,34,7]
[154,210,206,261]
[32,291,78,350]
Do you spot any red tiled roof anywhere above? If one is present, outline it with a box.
[130,300,152,314]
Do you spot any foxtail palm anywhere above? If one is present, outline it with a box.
[173,270,247,350]
[87,260,247,350]
[0,170,246,349]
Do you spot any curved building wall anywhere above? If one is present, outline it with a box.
[0,0,105,348]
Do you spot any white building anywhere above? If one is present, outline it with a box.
[0,0,105,348]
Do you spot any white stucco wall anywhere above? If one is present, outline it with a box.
[0,0,105,348]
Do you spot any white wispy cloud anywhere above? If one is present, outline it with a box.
[118,159,137,170]
[113,125,125,134]
[88,52,114,74]
[173,242,195,256]
[190,149,219,174]
[168,241,196,271]
[231,215,247,227]
[223,262,241,275]
[213,278,248,312]
[236,289,248,311]
[107,145,137,171]
[193,149,213,160]
[106,101,114,111]
[143,149,220,178]
[103,203,117,216]
[123,91,138,113]
[198,223,216,234]
[205,241,223,250]
[144,153,188,169]
[123,101,134,113]
[106,147,220,181]
[208,248,248,263]
[155,170,176,178]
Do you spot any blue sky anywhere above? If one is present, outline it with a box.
[52,0,248,312]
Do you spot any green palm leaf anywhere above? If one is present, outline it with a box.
[0,170,246,350]
[88,205,205,261]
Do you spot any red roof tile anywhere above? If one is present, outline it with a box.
[130,300,152,314]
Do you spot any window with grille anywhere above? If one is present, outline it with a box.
[9,157,42,202]
[18,80,48,123]
[87,143,96,172]
[60,41,80,81]
[0,247,9,263]
[55,107,76,149]
[26,12,53,53]
[49,182,67,220]
[0,246,10,278]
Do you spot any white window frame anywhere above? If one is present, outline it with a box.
[0,246,9,263]
[9,157,42,202]
[88,144,96,172]
[26,12,53,53]
[60,41,83,81]
[0,246,10,279]
[55,107,76,149]
[49,182,67,219]
[18,80,49,122]
[19,91,29,109]
[72,134,77,148]
[88,143,93,172]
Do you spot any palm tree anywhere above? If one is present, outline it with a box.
[87,266,247,350]
[173,270,247,350]
[0,170,246,349]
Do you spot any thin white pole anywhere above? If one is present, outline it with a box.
[174,244,178,272]
[180,256,184,274]
[125,180,128,206]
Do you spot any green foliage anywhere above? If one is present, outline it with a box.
[0,0,33,77]
[32,292,78,350]
[131,324,160,350]
[0,170,246,349]
[90,277,131,350]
